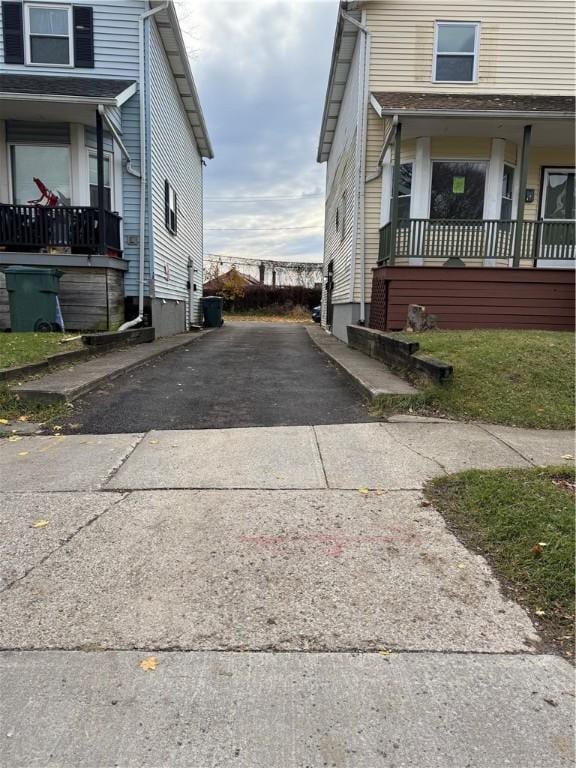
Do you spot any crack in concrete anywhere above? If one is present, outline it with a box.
[100,433,147,487]
[312,426,330,488]
[476,424,535,467]
[0,492,130,595]
[379,422,449,476]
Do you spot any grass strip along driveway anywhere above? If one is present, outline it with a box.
[0,332,82,369]
[0,333,83,425]
[373,329,574,430]
[426,465,575,661]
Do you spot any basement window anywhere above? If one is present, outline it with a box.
[434,22,479,83]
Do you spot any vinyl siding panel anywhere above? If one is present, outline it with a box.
[365,0,574,95]
[120,92,148,298]
[0,0,146,79]
[323,34,360,315]
[148,18,202,324]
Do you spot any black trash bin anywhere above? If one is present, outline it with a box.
[201,296,224,328]
[4,266,64,332]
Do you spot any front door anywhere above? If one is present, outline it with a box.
[538,168,575,267]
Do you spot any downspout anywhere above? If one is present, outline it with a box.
[97,104,140,179]
[119,1,169,332]
[365,114,398,183]
[342,9,370,325]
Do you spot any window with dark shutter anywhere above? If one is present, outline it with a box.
[2,1,25,64]
[165,180,177,235]
[73,5,93,67]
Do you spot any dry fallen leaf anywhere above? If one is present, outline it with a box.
[561,454,574,460]
[17,415,29,422]
[378,649,392,658]
[18,451,29,457]
[52,425,62,432]
[139,656,158,671]
[7,436,22,442]
[357,487,370,495]
[149,440,159,445]
[0,418,9,425]
[531,543,543,558]
[32,520,50,529]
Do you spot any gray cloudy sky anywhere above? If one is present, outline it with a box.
[177,0,339,266]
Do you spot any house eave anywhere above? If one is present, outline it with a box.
[151,1,214,159]
[317,2,361,164]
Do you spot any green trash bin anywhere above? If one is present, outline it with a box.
[201,296,224,328]
[4,266,64,332]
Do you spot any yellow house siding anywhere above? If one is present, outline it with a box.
[366,0,575,96]
[430,137,491,160]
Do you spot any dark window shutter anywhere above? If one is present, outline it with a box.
[165,180,170,229]
[173,190,177,234]
[73,5,94,68]
[2,2,24,65]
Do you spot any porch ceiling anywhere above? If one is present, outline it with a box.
[384,116,575,147]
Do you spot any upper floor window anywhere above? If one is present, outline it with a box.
[434,22,479,83]
[25,4,73,66]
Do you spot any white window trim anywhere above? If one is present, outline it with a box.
[7,142,72,205]
[88,149,115,211]
[433,21,480,84]
[24,3,74,68]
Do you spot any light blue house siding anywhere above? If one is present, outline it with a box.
[148,18,203,325]
[0,1,211,333]
[0,0,145,79]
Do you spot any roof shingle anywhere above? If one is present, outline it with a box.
[0,74,135,100]
[372,92,575,115]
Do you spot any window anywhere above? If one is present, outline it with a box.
[89,153,112,210]
[542,169,575,220]
[430,161,486,220]
[25,4,73,65]
[165,180,177,234]
[500,164,514,220]
[10,145,71,205]
[434,22,479,82]
[339,192,347,240]
[396,163,412,224]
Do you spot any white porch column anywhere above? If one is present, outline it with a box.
[410,137,431,265]
[70,123,90,206]
[484,138,506,264]
[379,146,392,227]
[0,121,9,203]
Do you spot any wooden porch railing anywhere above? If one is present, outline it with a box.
[0,205,122,255]
[378,219,576,265]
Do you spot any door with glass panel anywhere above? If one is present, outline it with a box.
[538,168,575,267]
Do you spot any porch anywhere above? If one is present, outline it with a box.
[0,204,121,256]
[0,74,136,330]
[379,218,576,266]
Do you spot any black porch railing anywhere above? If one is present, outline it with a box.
[0,205,122,255]
[378,218,576,265]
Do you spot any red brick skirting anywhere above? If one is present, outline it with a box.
[370,267,575,332]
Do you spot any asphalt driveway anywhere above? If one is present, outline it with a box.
[65,322,375,433]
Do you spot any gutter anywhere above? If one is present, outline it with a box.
[374,108,575,120]
[342,9,370,326]
[118,1,169,332]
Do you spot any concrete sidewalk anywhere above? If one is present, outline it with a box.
[0,422,574,767]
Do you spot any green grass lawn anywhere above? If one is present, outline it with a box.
[426,466,575,659]
[372,329,574,429]
[0,332,82,369]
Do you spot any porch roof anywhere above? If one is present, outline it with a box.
[371,92,576,119]
[0,74,136,106]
